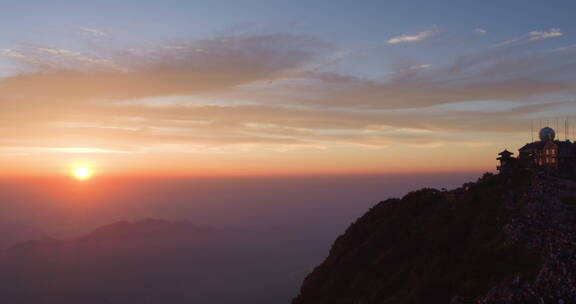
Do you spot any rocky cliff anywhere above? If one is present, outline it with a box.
[293,172,576,304]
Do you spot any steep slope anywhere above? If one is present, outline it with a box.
[293,172,576,304]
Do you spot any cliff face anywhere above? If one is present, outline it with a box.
[293,172,576,304]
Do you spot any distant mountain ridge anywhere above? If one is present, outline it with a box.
[293,172,576,304]
[81,218,213,240]
[0,218,326,303]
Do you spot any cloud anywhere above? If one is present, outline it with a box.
[0,34,329,102]
[79,27,107,38]
[387,30,436,44]
[408,64,431,70]
[1,46,117,70]
[0,97,563,153]
[0,32,574,153]
[529,28,562,41]
[271,50,569,109]
[475,28,487,35]
[496,28,563,46]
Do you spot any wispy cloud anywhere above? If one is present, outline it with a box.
[79,27,107,38]
[529,28,562,41]
[1,45,117,70]
[498,28,563,46]
[0,34,329,101]
[408,64,431,70]
[475,28,487,35]
[387,29,436,44]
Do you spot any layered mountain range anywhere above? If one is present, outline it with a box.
[0,219,327,303]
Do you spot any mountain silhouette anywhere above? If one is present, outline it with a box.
[293,172,576,303]
[0,219,327,303]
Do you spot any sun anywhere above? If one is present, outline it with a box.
[73,167,93,180]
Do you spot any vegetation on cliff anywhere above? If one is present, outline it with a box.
[294,171,576,304]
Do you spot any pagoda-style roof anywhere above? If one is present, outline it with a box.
[498,149,514,156]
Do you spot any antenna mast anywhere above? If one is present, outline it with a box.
[531,120,534,142]
[556,117,559,135]
[568,117,574,139]
[566,118,568,141]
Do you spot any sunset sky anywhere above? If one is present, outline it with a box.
[1,0,576,176]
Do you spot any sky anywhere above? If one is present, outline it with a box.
[0,0,576,177]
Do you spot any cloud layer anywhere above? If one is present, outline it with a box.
[0,29,574,169]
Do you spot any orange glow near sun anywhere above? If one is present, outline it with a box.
[73,166,93,180]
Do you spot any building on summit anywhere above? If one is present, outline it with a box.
[497,127,576,177]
